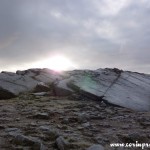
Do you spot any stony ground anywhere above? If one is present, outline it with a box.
[0,94,150,150]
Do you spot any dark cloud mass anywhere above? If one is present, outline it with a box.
[0,0,150,73]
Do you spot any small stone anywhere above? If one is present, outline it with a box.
[77,126,84,130]
[39,126,59,140]
[32,112,49,119]
[61,118,69,124]
[100,101,107,107]
[32,92,48,96]
[121,124,130,129]
[33,82,50,93]
[82,122,90,128]
[16,118,20,121]
[77,114,88,123]
[5,128,21,137]
[56,136,70,150]
[5,128,20,133]
[105,108,115,115]
[30,122,37,126]
[86,144,104,150]
[13,134,46,150]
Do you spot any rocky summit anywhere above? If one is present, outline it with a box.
[0,68,150,150]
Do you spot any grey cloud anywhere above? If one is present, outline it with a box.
[0,0,150,73]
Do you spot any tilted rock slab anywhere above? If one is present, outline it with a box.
[0,69,62,99]
[0,68,150,111]
[57,68,150,111]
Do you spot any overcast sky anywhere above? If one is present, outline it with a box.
[0,0,150,73]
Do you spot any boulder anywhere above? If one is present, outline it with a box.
[33,82,50,93]
[0,87,16,99]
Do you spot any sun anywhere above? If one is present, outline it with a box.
[47,56,75,71]
[34,55,76,72]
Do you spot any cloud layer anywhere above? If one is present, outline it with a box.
[0,0,150,73]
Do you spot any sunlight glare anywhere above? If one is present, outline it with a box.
[34,55,76,71]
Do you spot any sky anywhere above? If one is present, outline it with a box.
[0,0,150,73]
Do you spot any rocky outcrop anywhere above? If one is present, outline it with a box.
[57,69,150,111]
[0,68,150,111]
[0,69,62,100]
